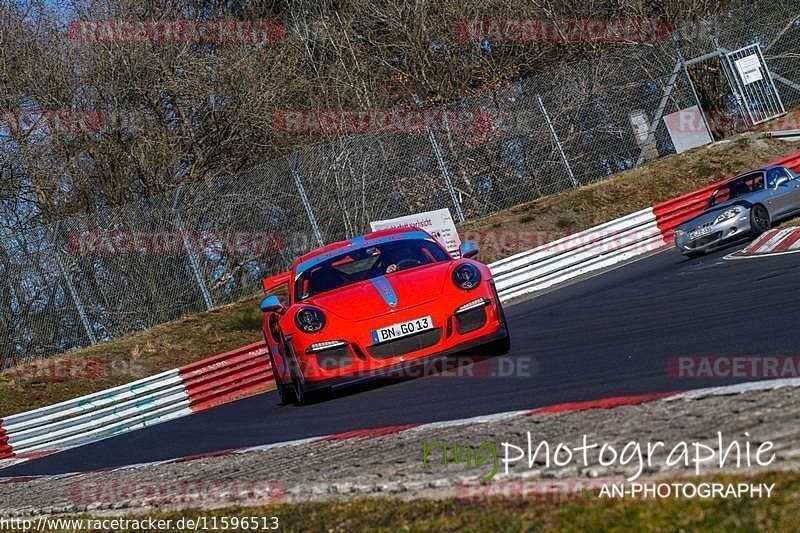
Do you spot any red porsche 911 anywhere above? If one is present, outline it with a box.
[259,227,510,405]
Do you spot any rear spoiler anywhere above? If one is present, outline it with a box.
[262,271,290,293]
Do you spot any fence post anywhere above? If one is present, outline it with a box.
[536,95,577,187]
[426,129,466,223]
[172,186,214,311]
[291,152,325,247]
[636,58,682,166]
[52,222,97,345]
[676,30,715,141]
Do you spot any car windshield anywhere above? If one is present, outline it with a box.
[294,238,450,301]
[708,172,764,208]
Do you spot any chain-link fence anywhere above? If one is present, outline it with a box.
[2,0,799,369]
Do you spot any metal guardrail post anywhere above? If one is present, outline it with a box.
[172,186,214,311]
[51,222,97,345]
[291,151,325,247]
[536,95,577,187]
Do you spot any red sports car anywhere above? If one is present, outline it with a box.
[259,227,510,405]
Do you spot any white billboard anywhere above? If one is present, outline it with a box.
[370,208,461,257]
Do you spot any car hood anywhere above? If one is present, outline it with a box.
[304,262,451,321]
[677,199,752,231]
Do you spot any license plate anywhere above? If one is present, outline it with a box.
[691,226,713,239]
[371,316,433,344]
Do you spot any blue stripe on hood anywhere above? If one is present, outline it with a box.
[370,276,398,308]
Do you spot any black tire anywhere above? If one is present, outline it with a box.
[484,334,511,356]
[292,379,307,406]
[292,380,330,406]
[266,346,297,405]
[750,204,771,236]
[485,281,511,356]
[275,373,297,405]
[264,323,298,406]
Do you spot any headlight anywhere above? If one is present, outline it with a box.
[295,307,326,333]
[452,263,482,290]
[713,207,742,225]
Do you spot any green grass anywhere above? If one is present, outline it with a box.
[0,294,272,415]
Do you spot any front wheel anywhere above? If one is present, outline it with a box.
[484,334,511,356]
[292,380,330,406]
[750,205,771,236]
[275,372,297,405]
[268,352,297,405]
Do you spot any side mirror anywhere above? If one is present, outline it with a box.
[775,177,790,188]
[459,242,479,259]
[259,295,284,313]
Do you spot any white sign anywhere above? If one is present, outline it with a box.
[734,54,763,85]
[629,110,651,147]
[370,208,461,257]
[663,105,713,154]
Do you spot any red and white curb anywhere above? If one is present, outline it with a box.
[0,342,271,468]
[5,379,799,486]
[726,227,800,259]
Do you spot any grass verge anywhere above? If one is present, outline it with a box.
[0,294,269,415]
[18,470,799,532]
[3,113,799,415]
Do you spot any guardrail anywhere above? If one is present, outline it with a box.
[0,342,270,462]
[492,151,800,301]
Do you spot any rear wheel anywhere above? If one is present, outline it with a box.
[750,204,771,236]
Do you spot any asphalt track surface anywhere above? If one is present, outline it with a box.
[5,242,800,477]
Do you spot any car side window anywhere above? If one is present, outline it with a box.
[766,168,788,188]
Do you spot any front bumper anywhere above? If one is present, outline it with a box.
[289,291,507,388]
[674,214,750,253]
[300,326,508,392]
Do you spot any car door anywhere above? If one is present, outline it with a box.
[766,168,800,217]
[785,170,800,215]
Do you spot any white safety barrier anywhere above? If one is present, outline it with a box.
[490,208,665,301]
[0,342,270,464]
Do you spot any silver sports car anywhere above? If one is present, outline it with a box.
[675,165,800,256]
